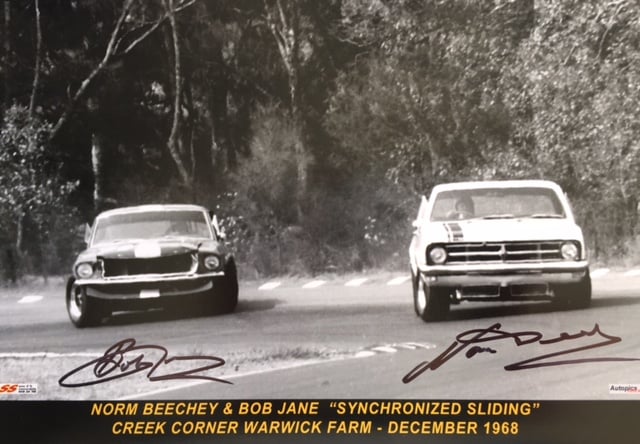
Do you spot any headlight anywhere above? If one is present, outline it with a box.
[75,263,94,279]
[428,246,447,265]
[203,255,221,270]
[560,242,579,260]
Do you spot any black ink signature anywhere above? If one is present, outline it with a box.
[59,338,231,387]
[403,323,640,383]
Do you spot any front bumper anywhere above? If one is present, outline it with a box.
[418,261,589,300]
[75,270,224,286]
[419,260,589,276]
[75,273,225,301]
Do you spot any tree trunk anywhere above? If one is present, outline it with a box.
[4,247,16,284]
[15,214,23,256]
[425,134,440,180]
[2,0,10,113]
[183,71,197,201]
[91,133,105,214]
[165,0,193,190]
[12,213,24,280]
[265,0,308,223]
[207,40,234,172]
[285,2,307,224]
[28,0,41,118]
[39,242,48,284]
[209,117,220,174]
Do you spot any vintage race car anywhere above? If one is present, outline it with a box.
[409,180,591,321]
[66,204,238,327]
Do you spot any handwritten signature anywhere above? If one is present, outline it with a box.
[403,323,640,383]
[59,338,231,387]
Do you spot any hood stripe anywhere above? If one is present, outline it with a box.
[446,222,464,241]
[443,223,453,242]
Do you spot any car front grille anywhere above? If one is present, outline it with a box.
[444,241,565,264]
[102,253,196,277]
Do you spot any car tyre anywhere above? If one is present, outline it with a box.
[413,273,450,322]
[66,277,105,328]
[411,270,420,316]
[553,270,592,310]
[213,261,238,314]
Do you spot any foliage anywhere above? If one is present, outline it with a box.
[503,0,640,256]
[0,105,79,277]
[2,0,640,279]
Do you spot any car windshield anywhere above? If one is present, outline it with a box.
[429,187,565,222]
[91,210,212,245]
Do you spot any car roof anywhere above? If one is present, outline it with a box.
[96,204,209,219]
[430,180,563,195]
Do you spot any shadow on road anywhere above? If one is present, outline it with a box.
[447,294,640,321]
[237,298,281,313]
[590,295,640,309]
[448,301,555,321]
[101,298,283,327]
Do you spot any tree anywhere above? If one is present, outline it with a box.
[2,0,11,113]
[0,105,78,277]
[47,0,198,192]
[262,0,309,222]
[327,0,533,193]
[503,0,640,256]
[164,0,193,189]
[28,0,41,118]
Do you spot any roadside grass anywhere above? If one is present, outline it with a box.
[236,346,347,367]
[612,236,640,269]
[0,275,66,299]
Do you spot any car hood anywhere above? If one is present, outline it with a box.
[75,238,220,262]
[422,218,584,243]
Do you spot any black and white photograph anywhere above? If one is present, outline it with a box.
[1,0,639,442]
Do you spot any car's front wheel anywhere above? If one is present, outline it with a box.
[413,273,450,322]
[553,270,592,310]
[66,278,106,328]
[211,261,238,314]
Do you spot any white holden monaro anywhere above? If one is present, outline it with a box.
[409,180,591,322]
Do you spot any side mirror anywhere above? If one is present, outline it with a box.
[411,219,421,229]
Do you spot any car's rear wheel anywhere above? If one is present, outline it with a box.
[413,273,450,322]
[212,261,238,314]
[66,278,105,327]
[553,270,592,310]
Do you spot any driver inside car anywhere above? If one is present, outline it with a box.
[449,196,474,220]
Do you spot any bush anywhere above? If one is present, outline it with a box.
[0,105,80,280]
